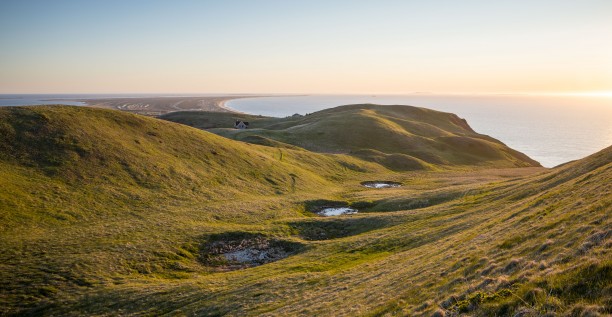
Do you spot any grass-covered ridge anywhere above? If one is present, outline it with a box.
[162,104,540,170]
[1,105,609,316]
[0,106,384,227]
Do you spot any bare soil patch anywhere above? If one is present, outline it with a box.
[200,232,303,271]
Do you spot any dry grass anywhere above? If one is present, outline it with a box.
[1,106,609,316]
[162,104,541,169]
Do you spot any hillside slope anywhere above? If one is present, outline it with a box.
[1,106,608,317]
[0,106,387,230]
[28,145,608,317]
[0,106,388,313]
[162,104,540,170]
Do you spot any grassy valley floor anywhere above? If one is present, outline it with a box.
[0,106,609,316]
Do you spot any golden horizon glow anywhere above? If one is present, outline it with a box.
[1,2,611,94]
[562,91,612,98]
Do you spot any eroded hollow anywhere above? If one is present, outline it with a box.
[361,181,402,188]
[290,216,394,240]
[199,232,304,271]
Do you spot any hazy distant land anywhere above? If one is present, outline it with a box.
[82,95,257,116]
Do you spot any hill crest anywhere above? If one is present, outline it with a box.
[162,104,541,170]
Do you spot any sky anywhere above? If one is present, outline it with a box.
[1,0,611,94]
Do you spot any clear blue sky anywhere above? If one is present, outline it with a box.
[1,0,611,94]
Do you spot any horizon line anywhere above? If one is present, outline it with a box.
[1,91,611,97]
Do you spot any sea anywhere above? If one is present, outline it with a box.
[2,94,611,168]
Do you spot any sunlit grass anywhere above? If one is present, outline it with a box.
[1,105,610,316]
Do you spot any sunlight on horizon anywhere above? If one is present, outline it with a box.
[1,1,611,94]
[565,91,612,98]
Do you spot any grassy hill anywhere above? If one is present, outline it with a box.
[0,106,387,230]
[161,104,540,170]
[0,106,386,313]
[1,106,609,316]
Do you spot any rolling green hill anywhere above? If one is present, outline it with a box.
[1,106,609,317]
[161,104,540,170]
[0,106,386,313]
[0,106,386,230]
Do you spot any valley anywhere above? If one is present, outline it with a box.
[0,105,609,316]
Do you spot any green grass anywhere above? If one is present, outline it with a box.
[1,105,610,316]
[162,104,541,170]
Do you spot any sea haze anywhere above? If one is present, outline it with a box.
[226,95,612,168]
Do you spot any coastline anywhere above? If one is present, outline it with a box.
[217,99,245,114]
[79,95,265,116]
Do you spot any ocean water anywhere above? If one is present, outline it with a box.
[226,95,612,167]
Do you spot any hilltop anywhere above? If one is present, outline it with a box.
[1,106,609,316]
[162,104,540,170]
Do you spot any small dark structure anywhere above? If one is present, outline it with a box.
[235,120,249,129]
